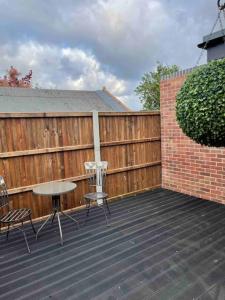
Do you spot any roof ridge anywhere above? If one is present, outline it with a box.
[101,87,131,111]
[0,87,99,93]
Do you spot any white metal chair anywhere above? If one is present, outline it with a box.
[84,161,111,225]
[0,176,36,253]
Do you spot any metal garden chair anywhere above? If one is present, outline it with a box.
[0,176,36,253]
[84,161,111,225]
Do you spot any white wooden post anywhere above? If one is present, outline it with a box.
[92,111,103,203]
[92,110,101,162]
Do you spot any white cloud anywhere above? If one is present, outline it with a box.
[0,0,215,78]
[61,48,127,94]
[0,0,220,110]
[67,0,170,78]
[0,42,133,106]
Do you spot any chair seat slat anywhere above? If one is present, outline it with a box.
[1,210,17,222]
[14,209,28,221]
[1,208,30,223]
[8,210,21,222]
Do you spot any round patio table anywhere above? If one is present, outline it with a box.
[33,181,79,246]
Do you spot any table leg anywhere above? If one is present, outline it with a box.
[101,202,109,226]
[51,210,56,223]
[52,195,60,210]
[57,212,63,246]
[61,211,79,229]
[36,214,52,240]
[52,195,64,246]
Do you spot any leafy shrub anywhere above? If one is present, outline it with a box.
[176,58,225,147]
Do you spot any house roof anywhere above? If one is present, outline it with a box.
[0,87,130,112]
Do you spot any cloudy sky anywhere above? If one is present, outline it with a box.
[0,0,223,109]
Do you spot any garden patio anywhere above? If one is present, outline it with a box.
[1,188,225,300]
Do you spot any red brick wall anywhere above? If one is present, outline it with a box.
[160,74,225,203]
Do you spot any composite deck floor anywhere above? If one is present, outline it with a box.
[1,188,225,300]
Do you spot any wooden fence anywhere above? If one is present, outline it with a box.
[0,112,161,219]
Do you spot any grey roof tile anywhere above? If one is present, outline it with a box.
[0,87,129,112]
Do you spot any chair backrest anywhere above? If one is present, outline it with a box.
[84,161,108,192]
[0,176,9,209]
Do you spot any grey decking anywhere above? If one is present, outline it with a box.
[1,188,225,300]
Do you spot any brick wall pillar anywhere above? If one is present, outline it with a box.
[160,73,225,203]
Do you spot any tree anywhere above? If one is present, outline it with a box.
[135,62,179,110]
[0,66,32,88]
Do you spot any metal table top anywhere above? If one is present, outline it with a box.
[33,181,77,196]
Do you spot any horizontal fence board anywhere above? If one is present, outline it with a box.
[0,137,160,158]
[0,112,161,219]
[0,111,159,118]
[0,112,93,118]
[101,137,160,147]
[0,144,94,158]
[98,111,160,116]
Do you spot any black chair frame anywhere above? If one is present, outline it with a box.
[0,176,36,253]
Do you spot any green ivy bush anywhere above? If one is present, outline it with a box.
[176,58,225,147]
